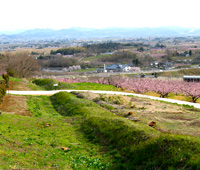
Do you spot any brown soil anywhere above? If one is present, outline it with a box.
[0,79,33,116]
[189,121,200,127]
[165,115,193,121]
[8,80,33,91]
[84,92,200,137]
[0,95,31,116]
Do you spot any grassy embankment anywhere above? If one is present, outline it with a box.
[0,94,113,169]
[51,92,200,169]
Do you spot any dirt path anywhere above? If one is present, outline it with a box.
[7,90,200,109]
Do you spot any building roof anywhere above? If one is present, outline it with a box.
[106,64,128,70]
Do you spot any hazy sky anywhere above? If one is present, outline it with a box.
[1,0,199,31]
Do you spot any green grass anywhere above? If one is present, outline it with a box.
[0,95,112,169]
[68,82,118,91]
[100,103,115,110]
[0,76,23,82]
[9,77,23,82]
[81,54,111,62]
[32,78,119,91]
[51,91,200,169]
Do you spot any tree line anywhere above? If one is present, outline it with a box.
[99,51,138,64]
[84,42,121,55]
[50,47,85,55]
[50,42,122,56]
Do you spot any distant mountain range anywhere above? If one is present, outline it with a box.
[1,27,200,40]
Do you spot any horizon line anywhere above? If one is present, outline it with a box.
[0,26,199,33]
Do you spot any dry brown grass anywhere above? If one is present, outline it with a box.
[0,95,31,116]
[14,47,59,54]
[84,92,200,137]
[0,80,33,116]
[8,80,33,91]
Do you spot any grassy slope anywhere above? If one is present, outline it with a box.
[0,95,112,169]
[51,92,200,169]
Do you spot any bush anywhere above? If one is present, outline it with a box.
[6,68,19,78]
[95,94,126,105]
[2,74,9,88]
[0,82,6,103]
[32,78,58,90]
[32,78,77,90]
[0,74,9,104]
[100,103,114,110]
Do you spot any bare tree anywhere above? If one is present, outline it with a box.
[0,52,40,78]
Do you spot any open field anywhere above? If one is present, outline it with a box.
[15,47,58,54]
[81,92,200,137]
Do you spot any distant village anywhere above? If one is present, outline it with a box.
[95,61,174,73]
[96,64,141,73]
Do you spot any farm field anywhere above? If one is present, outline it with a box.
[81,92,200,137]
[0,78,200,169]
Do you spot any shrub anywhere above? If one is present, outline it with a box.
[100,103,115,110]
[6,68,19,77]
[0,74,9,104]
[32,78,77,90]
[95,94,126,105]
[0,83,6,103]
[32,78,58,90]
[2,74,9,88]
[108,95,126,105]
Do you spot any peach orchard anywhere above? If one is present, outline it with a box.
[56,77,200,103]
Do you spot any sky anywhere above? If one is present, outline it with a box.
[1,0,200,32]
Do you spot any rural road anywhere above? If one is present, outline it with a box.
[7,90,200,109]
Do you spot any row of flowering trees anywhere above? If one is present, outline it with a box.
[56,76,200,103]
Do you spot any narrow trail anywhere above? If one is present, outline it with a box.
[7,90,200,109]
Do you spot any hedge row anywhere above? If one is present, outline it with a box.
[32,78,76,90]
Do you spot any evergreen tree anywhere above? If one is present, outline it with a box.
[189,50,192,56]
